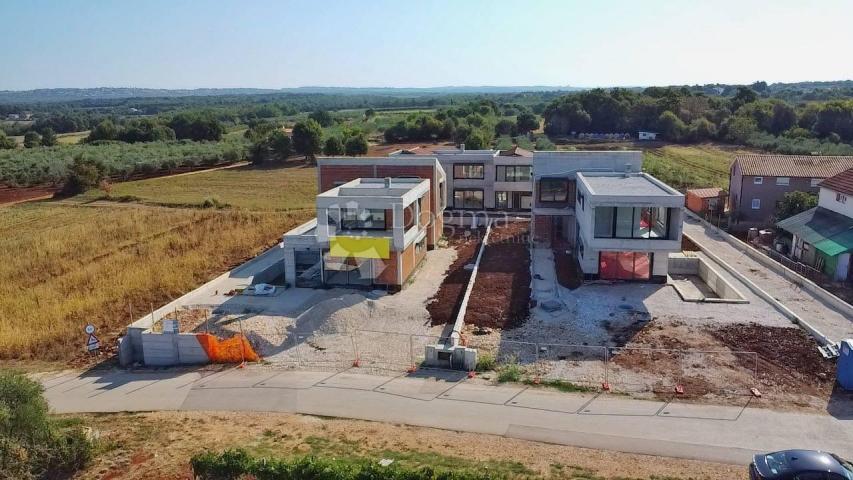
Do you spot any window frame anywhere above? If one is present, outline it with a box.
[453,189,484,210]
[776,177,790,186]
[495,191,509,210]
[751,198,761,210]
[453,163,485,180]
[593,206,670,240]
[753,176,763,185]
[539,178,570,203]
[339,208,387,230]
[495,165,532,182]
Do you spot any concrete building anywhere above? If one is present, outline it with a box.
[391,145,533,217]
[776,168,853,282]
[531,150,643,247]
[283,157,446,289]
[574,172,684,282]
[728,154,853,231]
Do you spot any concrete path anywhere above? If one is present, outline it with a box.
[39,366,853,466]
[683,216,853,342]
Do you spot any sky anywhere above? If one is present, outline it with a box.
[1,0,852,90]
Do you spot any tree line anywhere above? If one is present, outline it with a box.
[542,87,853,154]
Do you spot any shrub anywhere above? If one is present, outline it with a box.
[475,353,496,372]
[201,197,229,209]
[191,449,510,480]
[496,362,522,383]
[0,371,93,479]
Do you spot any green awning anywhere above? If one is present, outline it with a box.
[776,207,853,257]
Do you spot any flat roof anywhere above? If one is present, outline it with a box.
[580,173,681,197]
[318,177,429,198]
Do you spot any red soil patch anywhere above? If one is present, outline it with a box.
[707,323,836,393]
[427,228,484,326]
[0,184,59,205]
[464,221,531,329]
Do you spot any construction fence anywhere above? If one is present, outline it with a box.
[467,337,759,398]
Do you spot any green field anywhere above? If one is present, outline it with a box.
[0,164,316,362]
[77,163,318,211]
[642,144,742,190]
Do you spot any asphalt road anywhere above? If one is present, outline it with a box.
[38,366,853,465]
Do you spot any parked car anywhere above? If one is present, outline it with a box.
[750,450,853,479]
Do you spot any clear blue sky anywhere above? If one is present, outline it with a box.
[2,0,851,90]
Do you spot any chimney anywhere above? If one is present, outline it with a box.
[459,143,465,152]
[384,177,391,188]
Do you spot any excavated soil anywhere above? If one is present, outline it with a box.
[464,221,532,329]
[427,228,484,326]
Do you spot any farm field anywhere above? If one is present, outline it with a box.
[642,143,745,190]
[76,163,318,211]
[0,164,316,363]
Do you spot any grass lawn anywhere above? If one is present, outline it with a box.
[77,163,318,211]
[0,163,317,362]
[642,143,743,190]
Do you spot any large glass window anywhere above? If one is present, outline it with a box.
[594,206,670,239]
[340,208,386,230]
[453,164,484,179]
[496,165,532,182]
[594,207,614,237]
[539,178,569,202]
[453,189,484,209]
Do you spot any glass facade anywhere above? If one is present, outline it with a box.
[539,178,569,202]
[453,164,484,179]
[496,165,532,182]
[453,189,484,209]
[593,206,670,239]
[339,208,386,230]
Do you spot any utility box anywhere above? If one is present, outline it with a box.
[424,344,477,371]
[838,340,853,390]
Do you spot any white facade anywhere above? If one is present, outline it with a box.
[574,172,684,280]
[818,185,853,217]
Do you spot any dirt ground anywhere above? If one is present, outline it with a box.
[75,410,746,480]
[464,221,532,329]
[427,227,485,326]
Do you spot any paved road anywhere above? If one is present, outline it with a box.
[38,366,853,466]
[682,216,853,342]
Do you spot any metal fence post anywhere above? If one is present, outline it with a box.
[604,346,609,388]
[351,331,359,367]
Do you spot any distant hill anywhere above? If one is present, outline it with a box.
[0,85,583,104]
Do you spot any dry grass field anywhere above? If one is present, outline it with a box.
[0,164,316,362]
[642,143,747,190]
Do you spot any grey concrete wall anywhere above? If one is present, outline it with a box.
[141,332,209,366]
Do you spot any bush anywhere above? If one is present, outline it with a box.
[201,197,229,209]
[191,449,510,480]
[475,353,496,372]
[496,362,522,383]
[0,371,93,479]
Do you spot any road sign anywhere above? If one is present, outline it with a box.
[84,324,95,335]
[86,334,100,352]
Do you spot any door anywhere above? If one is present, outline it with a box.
[599,252,651,280]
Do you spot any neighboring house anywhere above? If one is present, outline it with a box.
[776,168,853,282]
[638,131,658,141]
[283,178,436,290]
[531,150,643,247]
[573,172,684,282]
[316,156,447,248]
[391,145,533,215]
[728,154,853,231]
[685,187,727,216]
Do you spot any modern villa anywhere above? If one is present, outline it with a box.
[282,148,685,288]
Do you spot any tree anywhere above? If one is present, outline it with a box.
[291,119,323,160]
[324,136,344,155]
[463,130,491,150]
[267,130,292,160]
[770,102,797,135]
[724,115,758,143]
[0,131,17,149]
[86,119,118,142]
[61,154,107,195]
[775,191,817,221]
[731,86,758,111]
[543,99,591,134]
[688,117,717,141]
[23,131,42,148]
[364,108,375,119]
[40,127,58,146]
[344,134,369,156]
[656,111,687,142]
[308,110,335,127]
[494,118,516,136]
[516,112,539,134]
[168,112,224,141]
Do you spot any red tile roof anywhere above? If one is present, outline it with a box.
[734,154,853,178]
[819,167,853,196]
[687,187,725,198]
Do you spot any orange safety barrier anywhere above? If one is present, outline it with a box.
[196,333,260,363]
